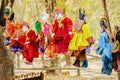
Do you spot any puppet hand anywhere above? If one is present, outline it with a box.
[11,37,18,40]
[52,33,55,37]
[96,54,101,58]
[14,38,18,40]
[25,41,30,44]
[68,32,72,35]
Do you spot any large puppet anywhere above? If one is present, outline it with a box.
[41,13,53,57]
[22,23,39,65]
[52,9,73,54]
[96,18,112,75]
[34,18,44,54]
[69,11,92,68]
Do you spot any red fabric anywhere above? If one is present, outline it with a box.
[27,30,39,58]
[8,23,15,36]
[23,30,39,62]
[53,17,73,53]
[17,35,26,46]
[17,35,26,58]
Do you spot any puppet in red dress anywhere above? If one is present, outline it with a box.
[52,9,73,54]
[22,22,39,65]
[11,22,26,54]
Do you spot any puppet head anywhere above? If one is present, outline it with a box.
[100,18,107,29]
[54,9,63,19]
[79,9,87,22]
[41,13,49,22]
[100,18,108,32]
[22,22,30,33]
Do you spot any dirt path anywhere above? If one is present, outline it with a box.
[14,51,118,80]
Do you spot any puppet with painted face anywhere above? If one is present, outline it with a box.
[21,22,39,65]
[69,11,92,68]
[53,9,73,54]
[34,17,44,54]
[41,13,53,57]
[41,13,51,47]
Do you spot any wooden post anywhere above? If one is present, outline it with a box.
[102,0,112,33]
[17,53,20,68]
[45,0,56,23]
[77,69,80,76]
[118,72,120,80]
[40,72,44,80]
[65,54,71,66]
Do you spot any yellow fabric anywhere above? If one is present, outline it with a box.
[69,24,91,50]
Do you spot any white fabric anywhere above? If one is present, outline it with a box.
[52,33,55,37]
[25,41,30,44]
[68,32,72,35]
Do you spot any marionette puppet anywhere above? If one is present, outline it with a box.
[69,11,92,68]
[10,22,26,54]
[34,18,44,54]
[96,18,112,75]
[3,19,15,46]
[3,3,15,46]
[52,9,73,54]
[41,13,53,58]
[21,22,39,65]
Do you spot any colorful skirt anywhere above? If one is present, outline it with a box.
[11,46,18,53]
[11,46,23,53]
[69,33,89,51]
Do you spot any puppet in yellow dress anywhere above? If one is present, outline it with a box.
[69,12,92,68]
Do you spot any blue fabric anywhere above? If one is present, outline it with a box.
[18,46,23,52]
[86,47,90,53]
[11,46,18,52]
[98,32,112,61]
[96,47,104,55]
[97,31,112,75]
[101,54,112,75]
[80,60,88,68]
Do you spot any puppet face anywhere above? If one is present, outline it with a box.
[41,14,48,22]
[55,11,62,19]
[22,25,28,33]
[100,25,105,32]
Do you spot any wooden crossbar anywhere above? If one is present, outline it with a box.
[16,67,80,76]
[14,72,44,80]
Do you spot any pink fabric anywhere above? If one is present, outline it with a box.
[44,22,50,35]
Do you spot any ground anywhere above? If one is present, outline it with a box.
[14,51,118,80]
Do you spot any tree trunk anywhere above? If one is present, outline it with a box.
[0,27,14,80]
[102,0,112,33]
[0,0,14,27]
[0,0,14,79]
[45,0,56,23]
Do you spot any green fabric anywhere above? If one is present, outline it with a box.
[113,44,118,51]
[4,8,10,15]
[35,21,41,32]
